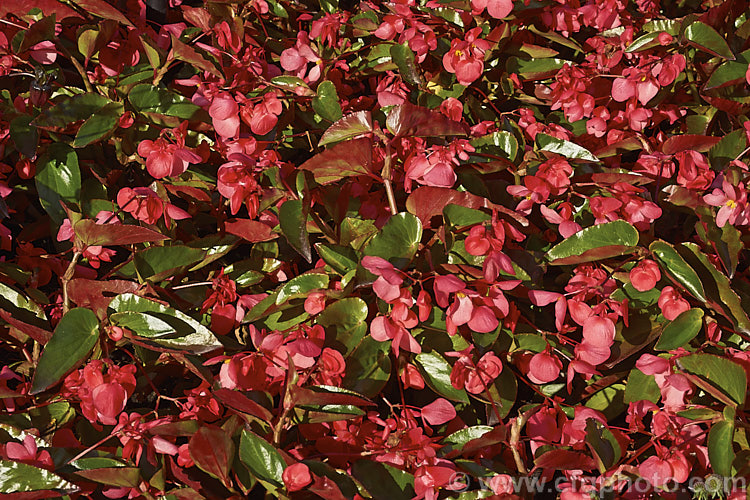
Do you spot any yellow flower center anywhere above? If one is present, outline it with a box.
[640,74,648,82]
[726,199,737,209]
[456,291,467,298]
[455,49,463,57]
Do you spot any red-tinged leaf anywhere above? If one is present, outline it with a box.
[182,6,212,31]
[405,186,528,228]
[68,279,139,318]
[189,426,235,487]
[290,385,375,408]
[0,0,82,19]
[661,135,721,155]
[149,420,200,436]
[386,102,469,138]
[170,34,221,78]
[17,15,56,54]
[0,311,52,344]
[299,137,374,184]
[421,398,456,426]
[69,0,133,26]
[224,219,277,242]
[318,111,373,147]
[534,449,597,470]
[591,173,653,186]
[74,467,141,488]
[662,185,702,209]
[213,388,274,422]
[593,136,643,158]
[74,219,168,247]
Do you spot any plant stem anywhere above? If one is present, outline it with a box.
[382,140,398,215]
[61,251,82,315]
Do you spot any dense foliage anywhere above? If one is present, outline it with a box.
[1,0,750,498]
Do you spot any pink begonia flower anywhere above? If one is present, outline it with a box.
[442,28,489,86]
[209,93,240,139]
[703,180,749,227]
[449,349,503,394]
[362,256,404,303]
[657,286,690,321]
[611,67,660,106]
[420,398,456,426]
[471,0,514,19]
[282,463,312,492]
[629,259,661,292]
[528,351,563,384]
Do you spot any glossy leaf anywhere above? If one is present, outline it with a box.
[0,460,76,493]
[386,102,468,137]
[415,351,469,403]
[677,354,746,406]
[279,199,312,262]
[10,115,38,158]
[171,33,221,78]
[239,430,285,489]
[72,101,123,147]
[342,336,391,397]
[312,80,343,122]
[545,220,639,264]
[30,308,99,394]
[109,294,221,354]
[276,272,329,304]
[316,243,358,275]
[536,133,598,161]
[707,420,735,476]
[70,0,133,25]
[654,308,703,351]
[316,297,369,356]
[390,43,423,86]
[318,111,373,147]
[34,93,112,129]
[649,240,706,302]
[133,245,206,280]
[299,136,373,184]
[362,212,422,268]
[75,467,141,487]
[36,143,81,226]
[128,84,207,121]
[189,426,234,486]
[74,220,169,247]
[352,460,416,500]
[683,21,734,60]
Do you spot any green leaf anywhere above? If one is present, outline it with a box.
[170,33,221,78]
[585,383,626,420]
[316,243,358,275]
[623,368,661,404]
[390,43,423,86]
[30,308,99,394]
[133,245,206,281]
[36,143,81,226]
[128,84,207,121]
[625,31,667,52]
[649,240,706,302]
[506,57,566,80]
[683,21,735,60]
[352,460,416,500]
[72,101,123,147]
[0,460,76,493]
[705,50,750,89]
[415,351,469,403]
[10,115,38,158]
[342,336,391,397]
[318,111,373,147]
[470,131,519,162]
[536,133,598,161]
[443,204,491,227]
[276,273,329,304]
[362,212,422,268]
[279,199,312,263]
[708,129,747,170]
[271,75,313,95]
[655,308,704,351]
[109,294,221,354]
[440,426,493,456]
[34,93,112,129]
[74,467,141,488]
[708,420,735,476]
[239,430,285,490]
[312,80,343,122]
[545,220,639,265]
[677,354,746,406]
[316,298,369,356]
[680,243,750,333]
[109,311,176,337]
[585,419,621,473]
